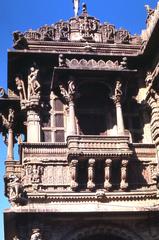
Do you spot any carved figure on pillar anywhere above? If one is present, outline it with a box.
[114,80,125,135]
[28,66,40,100]
[114,80,122,103]
[104,159,112,190]
[70,159,78,190]
[60,78,77,135]
[30,228,42,240]
[87,158,95,190]
[15,76,27,100]
[120,159,128,190]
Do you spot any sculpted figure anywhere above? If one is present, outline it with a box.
[13,236,20,240]
[115,81,122,97]
[15,76,26,100]
[59,54,66,67]
[30,229,42,240]
[8,174,22,199]
[28,67,40,99]
[68,78,75,96]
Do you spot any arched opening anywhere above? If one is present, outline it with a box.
[76,81,114,135]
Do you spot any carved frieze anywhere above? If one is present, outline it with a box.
[12,4,141,48]
[65,58,127,70]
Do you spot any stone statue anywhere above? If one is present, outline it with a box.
[114,80,122,104]
[115,81,122,97]
[28,66,40,100]
[68,78,75,96]
[59,84,70,102]
[13,236,20,240]
[15,76,26,100]
[0,87,6,98]
[59,54,66,67]
[30,228,42,240]
[8,108,14,125]
[145,5,155,26]
[73,0,80,17]
[8,174,22,200]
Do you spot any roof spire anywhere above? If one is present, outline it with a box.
[73,0,80,17]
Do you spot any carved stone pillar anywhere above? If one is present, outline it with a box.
[114,80,125,135]
[27,110,41,143]
[104,158,112,190]
[1,108,15,161]
[60,77,77,136]
[120,159,128,190]
[70,159,78,190]
[68,100,76,135]
[146,91,159,162]
[15,65,41,143]
[87,158,95,190]
[7,128,14,161]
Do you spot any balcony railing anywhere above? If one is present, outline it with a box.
[67,135,132,158]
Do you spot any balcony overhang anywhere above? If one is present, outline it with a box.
[51,66,138,92]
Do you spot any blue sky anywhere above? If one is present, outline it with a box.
[0,0,158,238]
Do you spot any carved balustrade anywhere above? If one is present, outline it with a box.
[67,135,132,191]
[67,135,132,157]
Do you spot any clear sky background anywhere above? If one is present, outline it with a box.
[0,0,158,238]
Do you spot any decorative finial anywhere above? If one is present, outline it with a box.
[82,2,87,15]
[73,0,80,17]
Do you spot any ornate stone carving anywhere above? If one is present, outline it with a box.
[12,7,141,48]
[0,87,7,98]
[79,16,98,41]
[30,228,42,240]
[120,159,128,190]
[70,159,78,190]
[114,80,122,104]
[101,23,115,43]
[6,174,26,206]
[39,25,55,41]
[115,28,130,44]
[15,76,27,100]
[28,66,40,100]
[0,109,15,159]
[58,54,67,67]
[104,158,112,190]
[13,236,20,240]
[31,165,44,184]
[13,31,28,49]
[59,78,76,103]
[65,58,126,70]
[55,21,70,40]
[87,158,95,190]
[145,5,155,27]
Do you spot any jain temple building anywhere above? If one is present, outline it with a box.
[1,1,159,240]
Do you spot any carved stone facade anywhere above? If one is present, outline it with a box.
[1,2,159,240]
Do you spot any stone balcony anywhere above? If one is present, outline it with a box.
[67,135,132,159]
